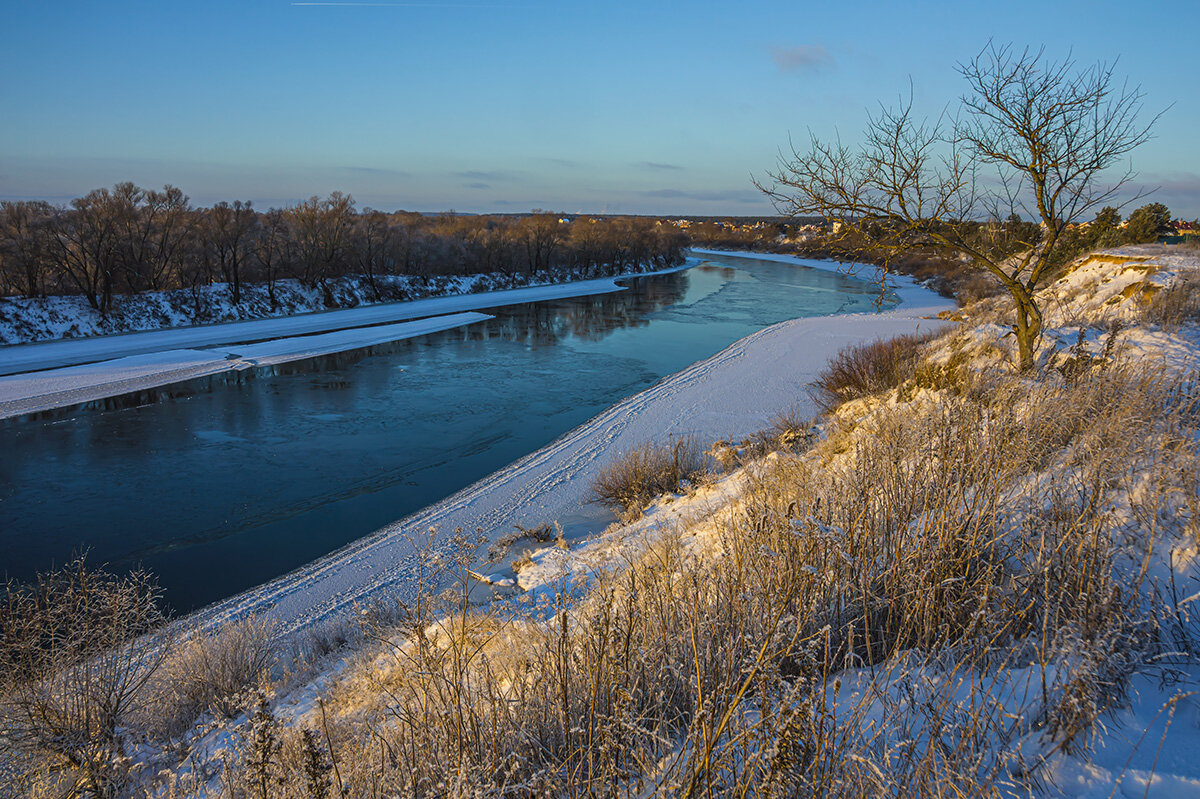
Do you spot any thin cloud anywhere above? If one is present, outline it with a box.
[638,161,684,171]
[640,188,763,204]
[456,170,519,182]
[1133,172,1200,217]
[337,165,411,177]
[464,182,491,190]
[770,44,835,74]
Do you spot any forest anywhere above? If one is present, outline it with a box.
[0,184,690,311]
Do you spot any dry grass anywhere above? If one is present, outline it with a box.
[146,615,278,738]
[10,320,1200,796]
[188,357,1200,797]
[1141,273,1200,329]
[487,522,561,563]
[590,436,708,515]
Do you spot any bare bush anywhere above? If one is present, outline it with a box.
[590,436,708,514]
[0,559,170,797]
[809,331,936,411]
[486,521,559,563]
[150,615,277,738]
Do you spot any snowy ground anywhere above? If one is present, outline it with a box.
[93,245,1200,795]
[511,244,1200,797]
[185,251,956,637]
[0,274,642,375]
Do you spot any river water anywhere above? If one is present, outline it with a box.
[0,253,891,611]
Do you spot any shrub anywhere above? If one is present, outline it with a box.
[590,437,707,514]
[151,615,277,737]
[0,558,170,796]
[486,521,559,563]
[809,331,936,412]
[1141,273,1200,329]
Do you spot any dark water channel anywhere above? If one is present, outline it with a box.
[0,253,892,611]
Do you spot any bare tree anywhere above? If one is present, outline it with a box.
[52,188,123,313]
[352,208,394,300]
[288,192,356,292]
[518,211,563,274]
[200,199,257,304]
[251,207,295,308]
[757,43,1159,371]
[0,200,55,297]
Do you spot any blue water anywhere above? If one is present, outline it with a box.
[0,253,891,611]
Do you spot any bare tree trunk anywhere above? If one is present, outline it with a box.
[1002,279,1042,372]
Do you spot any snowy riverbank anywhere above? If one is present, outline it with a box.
[264,244,1200,796]
[0,261,682,346]
[34,245,1200,795]
[0,264,697,420]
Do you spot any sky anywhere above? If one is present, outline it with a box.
[2,0,1199,217]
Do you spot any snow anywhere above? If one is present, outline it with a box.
[130,244,1200,793]
[184,250,956,637]
[0,312,492,420]
[1044,673,1200,797]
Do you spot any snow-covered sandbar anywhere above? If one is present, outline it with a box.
[0,265,701,420]
[0,272,665,376]
[0,312,492,421]
[187,251,958,636]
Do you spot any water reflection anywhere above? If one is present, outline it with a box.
[0,256,887,611]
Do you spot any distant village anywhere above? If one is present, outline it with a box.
[663,214,1200,245]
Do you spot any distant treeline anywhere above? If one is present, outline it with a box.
[0,183,689,310]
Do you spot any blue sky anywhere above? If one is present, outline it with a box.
[3,0,1199,216]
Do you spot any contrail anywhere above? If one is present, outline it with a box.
[291,2,521,6]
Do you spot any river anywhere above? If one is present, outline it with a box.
[0,252,891,611]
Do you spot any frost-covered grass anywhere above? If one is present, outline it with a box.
[6,246,1200,796]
